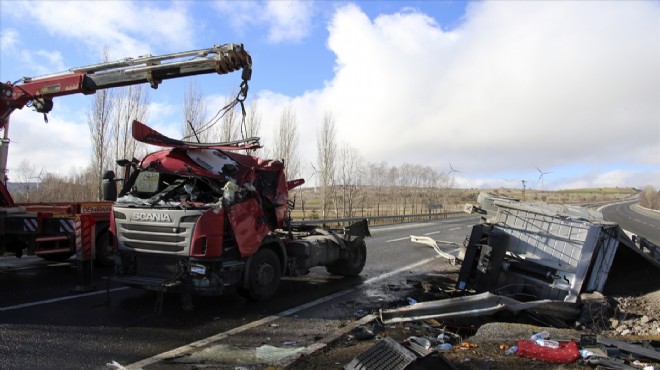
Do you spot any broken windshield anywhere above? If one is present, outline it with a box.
[117,170,224,206]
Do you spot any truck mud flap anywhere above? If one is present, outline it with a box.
[347,219,370,239]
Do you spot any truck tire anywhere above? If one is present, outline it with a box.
[240,248,281,301]
[95,233,114,267]
[326,239,367,276]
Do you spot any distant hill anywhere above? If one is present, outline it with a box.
[5,182,38,192]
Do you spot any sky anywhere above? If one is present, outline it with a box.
[1,0,658,191]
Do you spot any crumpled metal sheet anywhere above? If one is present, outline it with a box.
[379,292,555,324]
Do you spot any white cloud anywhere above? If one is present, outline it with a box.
[0,28,19,53]
[212,0,314,43]
[0,29,66,75]
[264,1,314,43]
[561,169,660,190]
[6,109,91,177]
[34,50,66,73]
[3,1,658,191]
[6,1,195,60]
[254,1,659,189]
[211,1,258,34]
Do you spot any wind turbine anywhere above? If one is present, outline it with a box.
[447,162,461,188]
[309,163,319,192]
[535,166,551,190]
[448,162,461,176]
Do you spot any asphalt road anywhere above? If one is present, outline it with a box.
[0,216,479,370]
[601,200,660,245]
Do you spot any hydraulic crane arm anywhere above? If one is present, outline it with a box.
[1,43,251,125]
[0,43,252,206]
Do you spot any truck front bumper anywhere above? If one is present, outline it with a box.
[112,251,242,296]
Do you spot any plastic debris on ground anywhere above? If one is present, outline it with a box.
[105,361,127,370]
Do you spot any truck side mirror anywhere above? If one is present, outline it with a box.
[102,170,117,201]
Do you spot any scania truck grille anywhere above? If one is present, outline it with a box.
[114,209,200,254]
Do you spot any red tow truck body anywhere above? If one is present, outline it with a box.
[0,44,252,265]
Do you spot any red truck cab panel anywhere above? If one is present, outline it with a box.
[190,209,224,257]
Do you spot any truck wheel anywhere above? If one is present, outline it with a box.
[95,233,114,267]
[326,239,367,276]
[240,248,281,301]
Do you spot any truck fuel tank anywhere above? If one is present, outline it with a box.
[285,236,342,274]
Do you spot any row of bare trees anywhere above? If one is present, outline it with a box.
[10,81,457,219]
[309,111,456,220]
[639,185,660,210]
[87,84,149,199]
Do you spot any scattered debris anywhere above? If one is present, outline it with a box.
[348,193,660,369]
[380,291,558,324]
[344,336,459,370]
[349,322,384,341]
[165,343,305,366]
[286,194,660,369]
[255,344,306,363]
[597,337,660,362]
[409,235,462,265]
[105,361,126,370]
[515,338,581,364]
[344,337,417,370]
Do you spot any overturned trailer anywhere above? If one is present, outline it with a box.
[460,193,659,303]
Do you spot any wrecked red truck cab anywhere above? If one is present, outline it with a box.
[108,121,369,301]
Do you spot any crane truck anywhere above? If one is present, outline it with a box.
[0,44,252,266]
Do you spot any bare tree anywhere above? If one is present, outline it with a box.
[33,166,89,202]
[111,84,149,176]
[87,48,114,200]
[366,161,388,216]
[12,159,42,202]
[640,185,660,210]
[337,142,363,218]
[316,111,337,218]
[242,100,262,154]
[182,79,208,142]
[244,100,262,139]
[215,94,239,142]
[272,106,300,181]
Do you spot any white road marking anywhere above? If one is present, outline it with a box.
[0,287,130,311]
[373,223,431,232]
[0,262,70,273]
[449,227,461,231]
[423,231,439,236]
[386,236,410,243]
[126,256,438,370]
